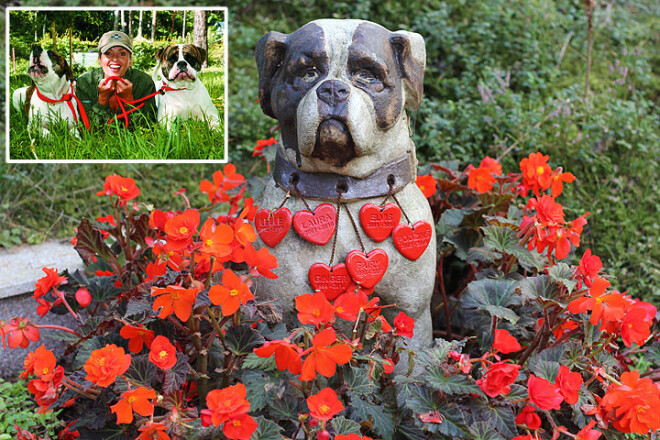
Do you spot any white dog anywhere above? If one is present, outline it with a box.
[12,45,81,137]
[153,44,220,130]
[255,20,436,352]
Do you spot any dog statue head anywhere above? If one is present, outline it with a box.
[256,19,425,178]
[28,44,73,85]
[155,44,207,86]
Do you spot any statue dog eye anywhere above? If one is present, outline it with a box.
[47,50,55,56]
[301,68,319,83]
[353,69,377,85]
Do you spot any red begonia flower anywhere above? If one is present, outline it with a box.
[149,336,177,370]
[515,405,541,430]
[120,324,155,353]
[393,312,415,338]
[476,361,520,397]
[222,413,258,440]
[528,374,563,410]
[299,328,353,381]
[493,329,521,354]
[203,383,251,427]
[416,175,437,198]
[96,174,141,202]
[110,386,157,424]
[307,387,344,421]
[556,365,583,405]
[151,285,199,321]
[209,269,253,316]
[84,344,131,387]
[164,209,200,251]
[296,292,335,326]
[253,340,303,374]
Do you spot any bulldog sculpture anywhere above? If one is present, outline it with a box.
[254,19,435,352]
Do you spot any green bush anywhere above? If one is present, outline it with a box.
[0,378,61,439]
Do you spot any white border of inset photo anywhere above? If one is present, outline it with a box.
[6,6,228,164]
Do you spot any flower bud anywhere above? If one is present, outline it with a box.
[75,288,92,307]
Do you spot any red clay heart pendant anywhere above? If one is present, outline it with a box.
[345,249,389,289]
[293,203,337,245]
[359,203,402,243]
[392,220,433,260]
[308,262,352,301]
[255,208,292,247]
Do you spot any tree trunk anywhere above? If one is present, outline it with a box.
[193,10,208,68]
[182,10,187,41]
[137,10,143,38]
[151,10,157,41]
[120,10,125,32]
[128,11,133,37]
[113,10,119,31]
[169,11,176,36]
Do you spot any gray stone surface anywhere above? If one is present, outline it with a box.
[0,240,84,299]
[0,240,83,378]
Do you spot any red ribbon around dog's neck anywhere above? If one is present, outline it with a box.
[34,83,91,132]
[104,75,185,128]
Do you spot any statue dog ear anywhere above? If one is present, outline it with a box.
[255,31,287,119]
[390,31,426,111]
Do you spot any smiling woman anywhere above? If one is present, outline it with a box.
[75,30,157,129]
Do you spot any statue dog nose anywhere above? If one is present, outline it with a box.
[316,80,350,106]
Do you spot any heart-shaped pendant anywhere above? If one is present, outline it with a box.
[293,203,337,246]
[345,249,389,289]
[255,208,293,247]
[308,262,352,301]
[392,221,433,260]
[359,203,402,243]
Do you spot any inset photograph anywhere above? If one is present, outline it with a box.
[7,7,227,162]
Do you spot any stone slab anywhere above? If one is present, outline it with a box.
[0,240,84,299]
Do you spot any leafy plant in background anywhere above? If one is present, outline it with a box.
[0,378,62,439]
[2,146,659,439]
[2,1,657,303]
[225,0,660,304]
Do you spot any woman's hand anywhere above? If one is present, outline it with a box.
[97,77,116,106]
[115,78,134,102]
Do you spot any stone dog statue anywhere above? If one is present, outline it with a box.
[254,19,436,353]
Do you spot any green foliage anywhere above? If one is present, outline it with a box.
[462,279,522,325]
[8,9,223,53]
[4,0,659,303]
[0,379,61,439]
[225,0,660,304]
[7,145,660,439]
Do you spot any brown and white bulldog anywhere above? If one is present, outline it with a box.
[153,44,220,130]
[12,45,80,137]
[255,20,436,353]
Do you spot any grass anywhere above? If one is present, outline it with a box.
[0,162,226,246]
[8,68,226,161]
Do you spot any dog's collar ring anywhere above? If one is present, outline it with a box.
[273,148,416,201]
